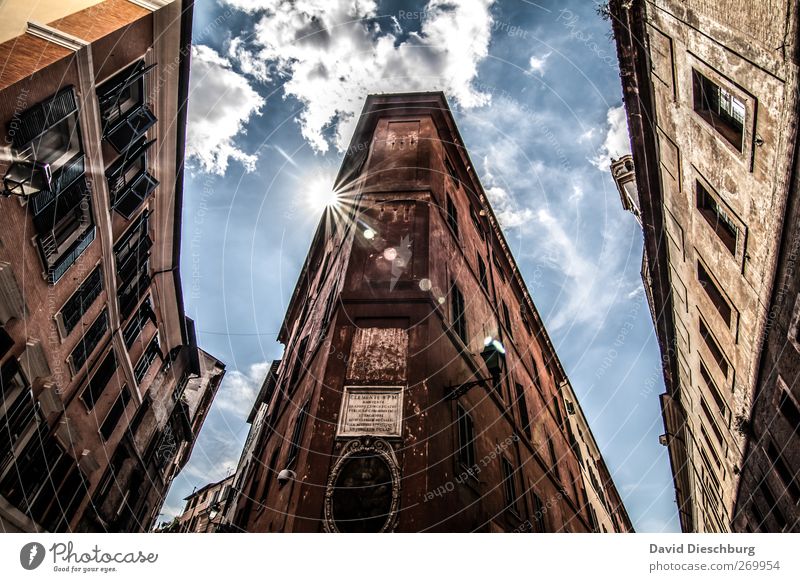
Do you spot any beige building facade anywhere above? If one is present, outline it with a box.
[610,0,799,531]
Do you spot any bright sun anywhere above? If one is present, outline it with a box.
[306,175,340,210]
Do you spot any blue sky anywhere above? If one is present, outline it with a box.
[160,0,680,532]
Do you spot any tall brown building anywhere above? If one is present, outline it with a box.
[0,0,225,532]
[225,93,632,533]
[609,0,799,531]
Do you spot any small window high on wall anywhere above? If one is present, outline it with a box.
[692,69,745,151]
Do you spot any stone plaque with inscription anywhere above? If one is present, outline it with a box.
[337,386,404,438]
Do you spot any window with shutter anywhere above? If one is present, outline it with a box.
[79,348,118,410]
[106,138,158,219]
[58,266,103,337]
[69,310,109,374]
[99,385,132,441]
[134,335,161,385]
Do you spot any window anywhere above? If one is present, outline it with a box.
[123,297,156,349]
[501,301,513,338]
[699,397,726,450]
[134,335,161,384]
[286,400,310,468]
[765,441,800,503]
[456,404,476,469]
[288,336,309,392]
[531,492,546,532]
[79,348,118,409]
[699,359,730,423]
[10,87,82,175]
[59,267,103,336]
[697,262,732,326]
[777,384,800,437]
[757,478,788,530]
[0,361,37,476]
[98,60,158,154]
[501,457,519,514]
[106,138,158,219]
[0,421,87,532]
[477,255,488,294]
[100,385,132,441]
[519,305,532,334]
[446,194,459,238]
[69,310,109,373]
[450,282,467,344]
[445,158,458,183]
[547,436,559,478]
[552,395,564,428]
[470,205,484,238]
[696,181,738,254]
[33,178,95,285]
[493,254,506,283]
[692,69,746,151]
[699,318,729,377]
[514,383,531,438]
[115,212,152,319]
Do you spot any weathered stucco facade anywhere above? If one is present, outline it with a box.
[0,0,225,532]
[610,0,799,531]
[225,93,632,533]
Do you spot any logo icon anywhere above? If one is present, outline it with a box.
[20,542,45,570]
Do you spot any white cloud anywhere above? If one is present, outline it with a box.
[222,0,495,153]
[590,104,631,171]
[213,361,270,417]
[528,51,551,75]
[187,45,265,175]
[485,185,534,228]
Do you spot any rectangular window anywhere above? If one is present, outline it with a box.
[134,335,161,384]
[699,359,730,422]
[501,457,519,514]
[470,205,484,238]
[766,441,800,503]
[59,267,103,337]
[70,310,109,373]
[697,262,732,326]
[514,383,531,438]
[100,385,131,441]
[451,282,467,344]
[456,404,476,469]
[115,212,152,319]
[79,348,118,409]
[696,181,738,255]
[777,385,800,437]
[692,69,745,151]
[531,491,546,532]
[98,60,158,155]
[286,400,310,467]
[698,318,729,377]
[699,397,726,450]
[0,361,37,476]
[445,158,458,183]
[446,194,459,238]
[32,177,95,285]
[0,422,87,532]
[552,395,564,428]
[501,301,513,338]
[106,137,159,219]
[123,296,157,349]
[758,478,788,530]
[288,336,310,392]
[478,255,488,294]
[547,436,559,479]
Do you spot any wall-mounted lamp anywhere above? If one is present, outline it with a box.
[2,160,52,198]
[445,337,506,400]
